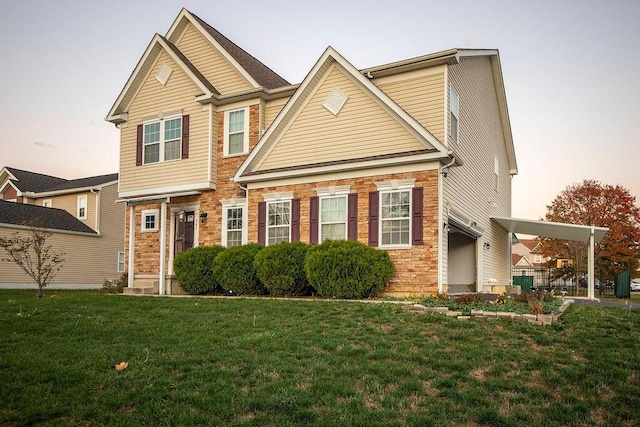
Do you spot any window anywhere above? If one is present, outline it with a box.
[42,199,52,208]
[77,195,87,220]
[267,201,290,245]
[450,85,459,143]
[222,204,246,247]
[320,196,347,241]
[141,209,159,232]
[224,108,249,156]
[117,251,125,272]
[380,190,411,246]
[143,117,182,164]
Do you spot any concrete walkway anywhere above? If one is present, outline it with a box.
[571,298,640,309]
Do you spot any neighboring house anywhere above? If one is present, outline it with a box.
[106,8,517,296]
[0,167,124,288]
[512,237,548,268]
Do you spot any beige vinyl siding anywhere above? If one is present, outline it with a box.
[375,67,446,142]
[119,50,212,195]
[258,64,428,171]
[175,23,253,95]
[443,56,512,286]
[33,192,97,231]
[265,97,289,129]
[97,183,126,276]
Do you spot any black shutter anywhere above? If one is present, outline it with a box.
[258,202,266,246]
[136,125,143,166]
[347,193,358,240]
[181,115,190,159]
[368,191,379,247]
[291,199,300,242]
[310,196,319,244]
[412,187,424,245]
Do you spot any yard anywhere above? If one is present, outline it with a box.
[1,291,639,426]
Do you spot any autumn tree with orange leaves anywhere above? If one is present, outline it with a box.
[539,180,640,282]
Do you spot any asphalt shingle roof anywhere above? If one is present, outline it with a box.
[191,13,290,89]
[5,167,67,193]
[43,173,118,192]
[0,200,97,234]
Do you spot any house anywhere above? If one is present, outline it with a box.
[512,237,548,268]
[106,8,517,296]
[0,167,124,288]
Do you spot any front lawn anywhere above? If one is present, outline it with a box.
[1,290,639,425]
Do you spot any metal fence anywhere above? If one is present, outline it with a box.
[512,267,614,297]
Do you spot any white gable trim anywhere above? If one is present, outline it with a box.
[166,8,259,89]
[234,46,450,182]
[0,180,21,197]
[106,34,215,123]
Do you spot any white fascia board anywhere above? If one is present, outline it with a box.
[0,180,20,195]
[234,46,449,181]
[173,9,260,89]
[118,183,213,199]
[237,151,447,184]
[26,180,118,198]
[0,167,18,182]
[106,34,214,123]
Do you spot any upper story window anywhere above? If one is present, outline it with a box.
[224,107,249,156]
[267,200,291,245]
[450,84,459,143]
[380,190,411,247]
[143,116,181,164]
[141,209,159,232]
[77,195,87,220]
[320,196,347,241]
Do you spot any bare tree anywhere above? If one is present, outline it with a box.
[0,223,65,297]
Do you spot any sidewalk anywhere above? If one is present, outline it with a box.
[570,298,640,309]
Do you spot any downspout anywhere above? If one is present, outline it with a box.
[438,153,457,294]
[208,104,213,184]
[238,182,249,245]
[91,189,100,234]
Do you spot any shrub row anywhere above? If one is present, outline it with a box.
[173,240,395,299]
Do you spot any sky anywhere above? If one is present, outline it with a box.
[0,0,638,221]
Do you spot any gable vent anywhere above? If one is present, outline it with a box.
[156,64,172,86]
[323,87,348,116]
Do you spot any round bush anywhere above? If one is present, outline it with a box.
[304,240,395,299]
[173,245,226,294]
[254,241,310,297]
[213,243,265,295]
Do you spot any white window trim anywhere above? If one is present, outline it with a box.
[265,198,293,246]
[223,107,250,157]
[42,199,52,208]
[319,195,348,242]
[77,195,87,220]
[142,113,182,165]
[450,84,459,143]
[376,180,414,249]
[141,209,159,232]
[117,251,125,273]
[221,199,247,247]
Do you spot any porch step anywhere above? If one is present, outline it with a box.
[123,286,155,295]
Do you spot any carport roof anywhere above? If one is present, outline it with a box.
[491,217,608,244]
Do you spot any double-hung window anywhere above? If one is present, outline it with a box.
[320,196,347,241]
[380,190,411,246]
[267,201,291,245]
[224,107,249,156]
[450,84,459,143]
[221,202,247,247]
[77,195,87,220]
[143,116,182,164]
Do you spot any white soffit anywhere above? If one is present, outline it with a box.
[492,217,608,244]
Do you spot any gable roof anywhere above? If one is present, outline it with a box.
[519,238,541,252]
[0,200,97,235]
[0,167,118,197]
[1,167,67,193]
[234,46,453,183]
[106,8,290,123]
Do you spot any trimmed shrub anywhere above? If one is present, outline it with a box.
[304,240,395,299]
[254,241,310,297]
[173,245,226,294]
[213,243,265,295]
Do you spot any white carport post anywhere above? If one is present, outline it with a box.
[159,201,168,295]
[127,204,135,288]
[588,227,595,299]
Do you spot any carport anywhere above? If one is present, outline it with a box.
[492,217,608,299]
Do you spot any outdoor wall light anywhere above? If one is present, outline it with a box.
[199,212,208,223]
[483,242,491,250]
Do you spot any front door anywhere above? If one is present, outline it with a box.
[174,211,195,256]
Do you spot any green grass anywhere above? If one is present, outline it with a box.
[1,290,639,426]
